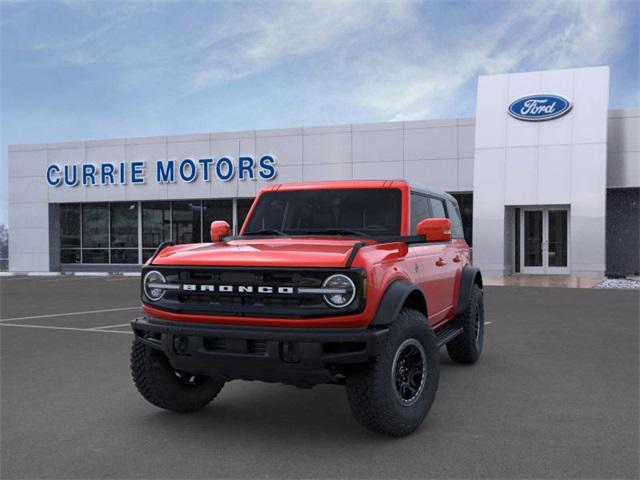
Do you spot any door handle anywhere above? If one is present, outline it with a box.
[435,258,446,267]
[453,255,462,263]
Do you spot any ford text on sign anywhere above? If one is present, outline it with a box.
[508,94,572,121]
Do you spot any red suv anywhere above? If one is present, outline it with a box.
[131,180,484,436]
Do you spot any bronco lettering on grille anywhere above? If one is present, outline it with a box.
[182,284,295,294]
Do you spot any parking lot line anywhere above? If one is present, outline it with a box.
[0,306,140,323]
[88,323,132,330]
[0,323,133,334]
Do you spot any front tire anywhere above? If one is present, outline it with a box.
[131,340,225,413]
[345,309,439,436]
[446,284,484,364]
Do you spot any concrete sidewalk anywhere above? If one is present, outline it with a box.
[484,274,602,288]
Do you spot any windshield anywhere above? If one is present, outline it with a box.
[243,188,402,237]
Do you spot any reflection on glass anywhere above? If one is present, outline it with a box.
[524,210,543,267]
[430,198,446,218]
[142,249,156,263]
[450,193,473,245]
[142,202,171,248]
[111,249,138,264]
[410,194,430,234]
[172,201,202,244]
[82,204,109,248]
[237,199,254,233]
[244,189,402,235]
[111,203,138,248]
[60,204,81,248]
[82,249,109,263]
[60,249,81,263]
[548,210,568,267]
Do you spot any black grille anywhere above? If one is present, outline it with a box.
[142,266,365,319]
[202,337,268,356]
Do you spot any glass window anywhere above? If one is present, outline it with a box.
[548,210,568,267]
[202,200,233,241]
[142,202,171,248]
[60,249,81,264]
[82,204,109,248]
[110,203,138,248]
[410,193,430,234]
[244,189,402,236]
[445,199,464,239]
[111,249,139,264]
[172,201,202,244]
[523,210,543,267]
[450,193,473,246]
[237,198,254,234]
[83,249,109,264]
[514,208,520,273]
[142,249,156,263]
[429,198,446,219]
[60,204,81,248]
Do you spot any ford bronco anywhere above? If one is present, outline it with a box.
[131,180,484,436]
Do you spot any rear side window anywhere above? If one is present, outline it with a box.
[429,197,447,218]
[446,199,465,239]
[410,193,431,234]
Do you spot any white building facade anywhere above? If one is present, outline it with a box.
[8,66,640,276]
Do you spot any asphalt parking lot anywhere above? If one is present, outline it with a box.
[1,276,638,479]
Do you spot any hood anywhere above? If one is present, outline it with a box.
[151,237,374,268]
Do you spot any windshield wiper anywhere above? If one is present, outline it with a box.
[243,229,288,236]
[303,229,369,237]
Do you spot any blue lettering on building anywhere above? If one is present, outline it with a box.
[258,156,276,180]
[130,161,145,184]
[238,157,255,180]
[215,157,235,182]
[45,155,278,187]
[156,160,175,183]
[46,164,61,187]
[198,158,213,182]
[101,162,116,185]
[179,159,197,183]
[64,164,79,186]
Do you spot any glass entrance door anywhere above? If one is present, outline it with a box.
[520,208,569,274]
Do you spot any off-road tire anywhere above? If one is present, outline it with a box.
[345,309,439,436]
[131,340,224,413]
[446,284,484,364]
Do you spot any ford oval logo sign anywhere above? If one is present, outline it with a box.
[508,94,572,121]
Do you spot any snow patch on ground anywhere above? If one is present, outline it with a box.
[593,278,640,289]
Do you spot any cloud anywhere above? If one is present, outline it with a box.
[349,0,626,121]
[2,0,632,122]
[189,1,414,91]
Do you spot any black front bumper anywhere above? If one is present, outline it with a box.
[131,316,388,386]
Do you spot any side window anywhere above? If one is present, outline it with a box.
[410,193,430,234]
[429,197,446,218]
[446,199,465,239]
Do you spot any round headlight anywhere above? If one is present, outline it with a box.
[322,274,356,308]
[143,270,166,302]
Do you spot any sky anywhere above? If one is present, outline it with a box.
[1,0,638,225]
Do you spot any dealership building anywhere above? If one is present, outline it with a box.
[7,66,640,277]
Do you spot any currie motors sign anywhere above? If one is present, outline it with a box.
[45,155,277,187]
[508,94,572,121]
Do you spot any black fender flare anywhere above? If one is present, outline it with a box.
[455,265,483,316]
[370,280,426,326]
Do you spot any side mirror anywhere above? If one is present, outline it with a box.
[210,220,231,242]
[417,218,451,242]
